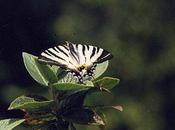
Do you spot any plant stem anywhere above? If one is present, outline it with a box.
[49,85,69,130]
[49,85,55,100]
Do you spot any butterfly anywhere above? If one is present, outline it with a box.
[38,41,113,82]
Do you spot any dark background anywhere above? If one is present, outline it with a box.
[0,0,175,130]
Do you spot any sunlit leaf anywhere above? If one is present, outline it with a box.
[93,61,109,79]
[8,96,54,112]
[57,73,78,84]
[111,106,123,111]
[93,77,120,90]
[52,82,93,91]
[22,52,58,86]
[0,119,25,130]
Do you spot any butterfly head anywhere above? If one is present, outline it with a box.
[72,64,96,83]
[77,64,92,76]
[78,64,96,77]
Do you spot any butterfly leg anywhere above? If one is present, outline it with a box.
[88,64,97,79]
[77,75,83,83]
[87,69,94,78]
[71,72,83,83]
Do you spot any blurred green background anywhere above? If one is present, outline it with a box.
[0,0,175,130]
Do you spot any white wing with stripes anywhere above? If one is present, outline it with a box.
[38,41,113,77]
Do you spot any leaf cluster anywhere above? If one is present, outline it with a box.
[0,52,121,130]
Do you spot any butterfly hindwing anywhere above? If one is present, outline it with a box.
[96,49,113,63]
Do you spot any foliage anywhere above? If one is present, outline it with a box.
[0,0,174,130]
[0,52,121,130]
[0,119,25,130]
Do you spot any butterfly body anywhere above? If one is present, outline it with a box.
[38,41,112,82]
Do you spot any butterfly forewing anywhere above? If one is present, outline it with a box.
[39,45,76,70]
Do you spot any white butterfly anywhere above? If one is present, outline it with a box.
[38,41,113,82]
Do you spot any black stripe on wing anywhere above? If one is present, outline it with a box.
[82,44,86,56]
[90,46,97,59]
[38,45,70,69]
[47,49,66,61]
[96,49,113,63]
[66,41,80,63]
[38,55,68,69]
[55,46,69,57]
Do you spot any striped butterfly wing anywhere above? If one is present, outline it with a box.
[38,43,80,71]
[82,44,113,65]
[38,41,113,76]
[64,42,113,68]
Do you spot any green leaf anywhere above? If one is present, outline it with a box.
[52,82,93,91]
[62,108,105,126]
[57,73,78,84]
[57,73,95,87]
[22,52,58,86]
[93,61,109,79]
[93,77,120,90]
[8,96,54,112]
[0,119,25,130]
[56,69,68,81]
